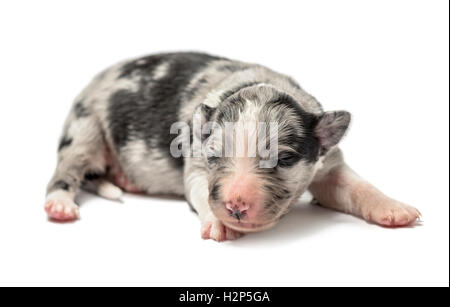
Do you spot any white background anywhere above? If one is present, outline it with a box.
[0,0,448,287]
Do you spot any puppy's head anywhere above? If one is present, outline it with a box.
[199,85,351,232]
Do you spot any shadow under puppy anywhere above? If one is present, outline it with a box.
[45,52,421,241]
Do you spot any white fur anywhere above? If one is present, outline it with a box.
[152,61,170,80]
[97,180,123,200]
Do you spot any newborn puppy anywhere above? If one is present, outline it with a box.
[45,52,421,241]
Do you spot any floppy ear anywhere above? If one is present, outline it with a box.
[193,103,217,141]
[315,111,351,154]
[199,103,216,122]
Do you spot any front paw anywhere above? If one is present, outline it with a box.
[365,200,421,227]
[44,191,79,221]
[201,216,244,242]
[45,199,79,221]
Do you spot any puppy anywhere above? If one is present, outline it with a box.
[45,52,421,241]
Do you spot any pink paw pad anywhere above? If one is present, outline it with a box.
[369,202,421,227]
[45,200,79,221]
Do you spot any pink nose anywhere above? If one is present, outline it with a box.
[225,197,250,220]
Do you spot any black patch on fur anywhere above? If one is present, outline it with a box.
[272,94,320,164]
[84,171,104,181]
[109,53,223,169]
[52,180,70,191]
[74,100,89,118]
[218,82,260,102]
[58,137,73,151]
[286,77,324,112]
[214,82,262,124]
[206,155,220,167]
[215,100,245,124]
[277,151,301,168]
[209,183,221,201]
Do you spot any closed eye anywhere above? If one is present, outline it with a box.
[206,155,221,168]
[277,151,301,168]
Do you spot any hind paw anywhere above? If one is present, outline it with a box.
[365,201,421,227]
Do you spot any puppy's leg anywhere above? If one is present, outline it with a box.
[309,149,421,227]
[45,107,107,221]
[184,165,243,242]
